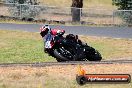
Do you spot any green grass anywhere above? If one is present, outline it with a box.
[0,30,132,63]
[0,30,56,63]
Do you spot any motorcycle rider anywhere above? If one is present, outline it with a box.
[40,25,84,46]
[40,25,65,38]
[40,25,102,61]
[40,25,65,52]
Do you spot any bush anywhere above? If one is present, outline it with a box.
[20,4,41,18]
[114,10,132,25]
[113,0,132,25]
[7,0,41,19]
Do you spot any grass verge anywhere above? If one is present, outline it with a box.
[0,19,34,24]
[0,64,132,88]
[0,30,56,63]
[0,29,132,63]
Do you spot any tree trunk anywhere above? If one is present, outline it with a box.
[71,0,83,22]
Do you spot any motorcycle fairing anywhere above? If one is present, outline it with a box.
[44,33,54,49]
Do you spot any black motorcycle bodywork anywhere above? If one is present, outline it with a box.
[44,34,102,62]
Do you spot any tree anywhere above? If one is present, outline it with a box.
[113,0,132,25]
[71,0,83,22]
[113,0,132,10]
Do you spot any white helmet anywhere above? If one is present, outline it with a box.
[40,25,51,32]
[40,25,51,37]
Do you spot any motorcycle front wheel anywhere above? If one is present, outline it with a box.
[53,46,76,62]
[85,49,102,61]
[53,49,67,62]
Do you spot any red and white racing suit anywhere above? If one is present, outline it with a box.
[40,26,65,50]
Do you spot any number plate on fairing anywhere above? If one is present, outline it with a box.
[45,41,52,48]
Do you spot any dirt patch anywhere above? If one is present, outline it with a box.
[0,63,132,88]
[0,5,9,16]
[0,63,132,79]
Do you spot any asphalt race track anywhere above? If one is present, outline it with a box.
[0,23,132,39]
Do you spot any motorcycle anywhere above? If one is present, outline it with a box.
[43,33,102,62]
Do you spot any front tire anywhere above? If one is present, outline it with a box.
[53,49,68,62]
[86,49,102,61]
[53,45,76,62]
